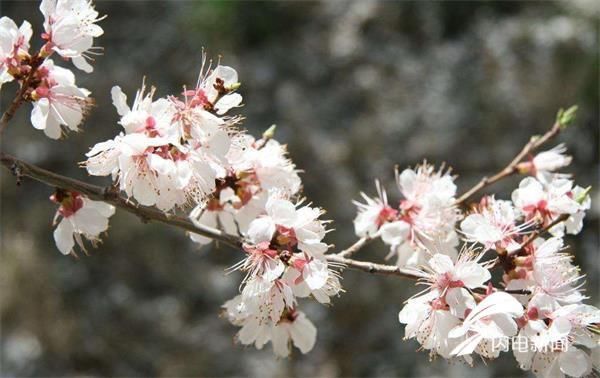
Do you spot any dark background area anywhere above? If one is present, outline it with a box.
[1,1,598,377]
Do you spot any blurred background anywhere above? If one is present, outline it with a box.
[1,1,598,377]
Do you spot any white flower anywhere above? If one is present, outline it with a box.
[398,163,456,206]
[416,251,492,297]
[284,257,341,304]
[398,249,494,359]
[353,180,397,237]
[270,310,317,357]
[111,85,176,137]
[512,177,581,227]
[227,134,301,196]
[188,192,262,244]
[241,277,295,323]
[247,196,329,256]
[552,185,591,236]
[383,164,459,262]
[398,290,461,359]
[239,241,285,283]
[40,0,104,72]
[530,144,572,176]
[532,260,586,305]
[50,190,115,255]
[198,64,242,115]
[380,220,410,246]
[449,292,524,359]
[30,60,91,139]
[460,197,527,252]
[0,16,32,87]
[514,303,600,378]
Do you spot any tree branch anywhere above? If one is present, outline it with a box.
[0,152,242,248]
[325,253,423,280]
[336,235,375,258]
[455,120,563,206]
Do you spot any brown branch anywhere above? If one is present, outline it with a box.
[455,120,563,206]
[337,236,371,258]
[1,84,30,137]
[325,253,423,280]
[0,152,242,249]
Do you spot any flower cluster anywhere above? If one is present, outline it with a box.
[81,52,336,354]
[189,132,301,242]
[85,75,238,211]
[354,163,460,267]
[354,145,597,377]
[0,0,102,138]
[221,196,341,357]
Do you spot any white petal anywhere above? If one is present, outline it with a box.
[290,313,317,354]
[111,86,129,116]
[380,221,410,246]
[302,259,329,290]
[215,93,242,115]
[53,218,74,255]
[247,217,276,244]
[271,325,290,357]
[267,199,297,227]
[428,253,455,275]
[72,55,93,73]
[559,348,591,377]
[455,261,491,288]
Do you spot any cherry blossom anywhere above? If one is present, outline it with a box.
[86,80,237,210]
[513,303,600,377]
[399,290,462,359]
[353,180,397,237]
[504,237,586,305]
[518,144,572,181]
[40,0,105,73]
[512,177,581,228]
[30,59,91,139]
[460,196,529,252]
[398,249,496,359]
[110,85,176,136]
[0,16,32,88]
[189,133,301,244]
[551,185,591,236]
[50,189,115,255]
[270,309,317,357]
[449,292,524,360]
[246,196,329,256]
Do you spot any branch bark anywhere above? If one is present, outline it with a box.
[325,253,423,280]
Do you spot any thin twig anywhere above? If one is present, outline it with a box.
[337,234,379,257]
[325,253,422,279]
[455,121,563,206]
